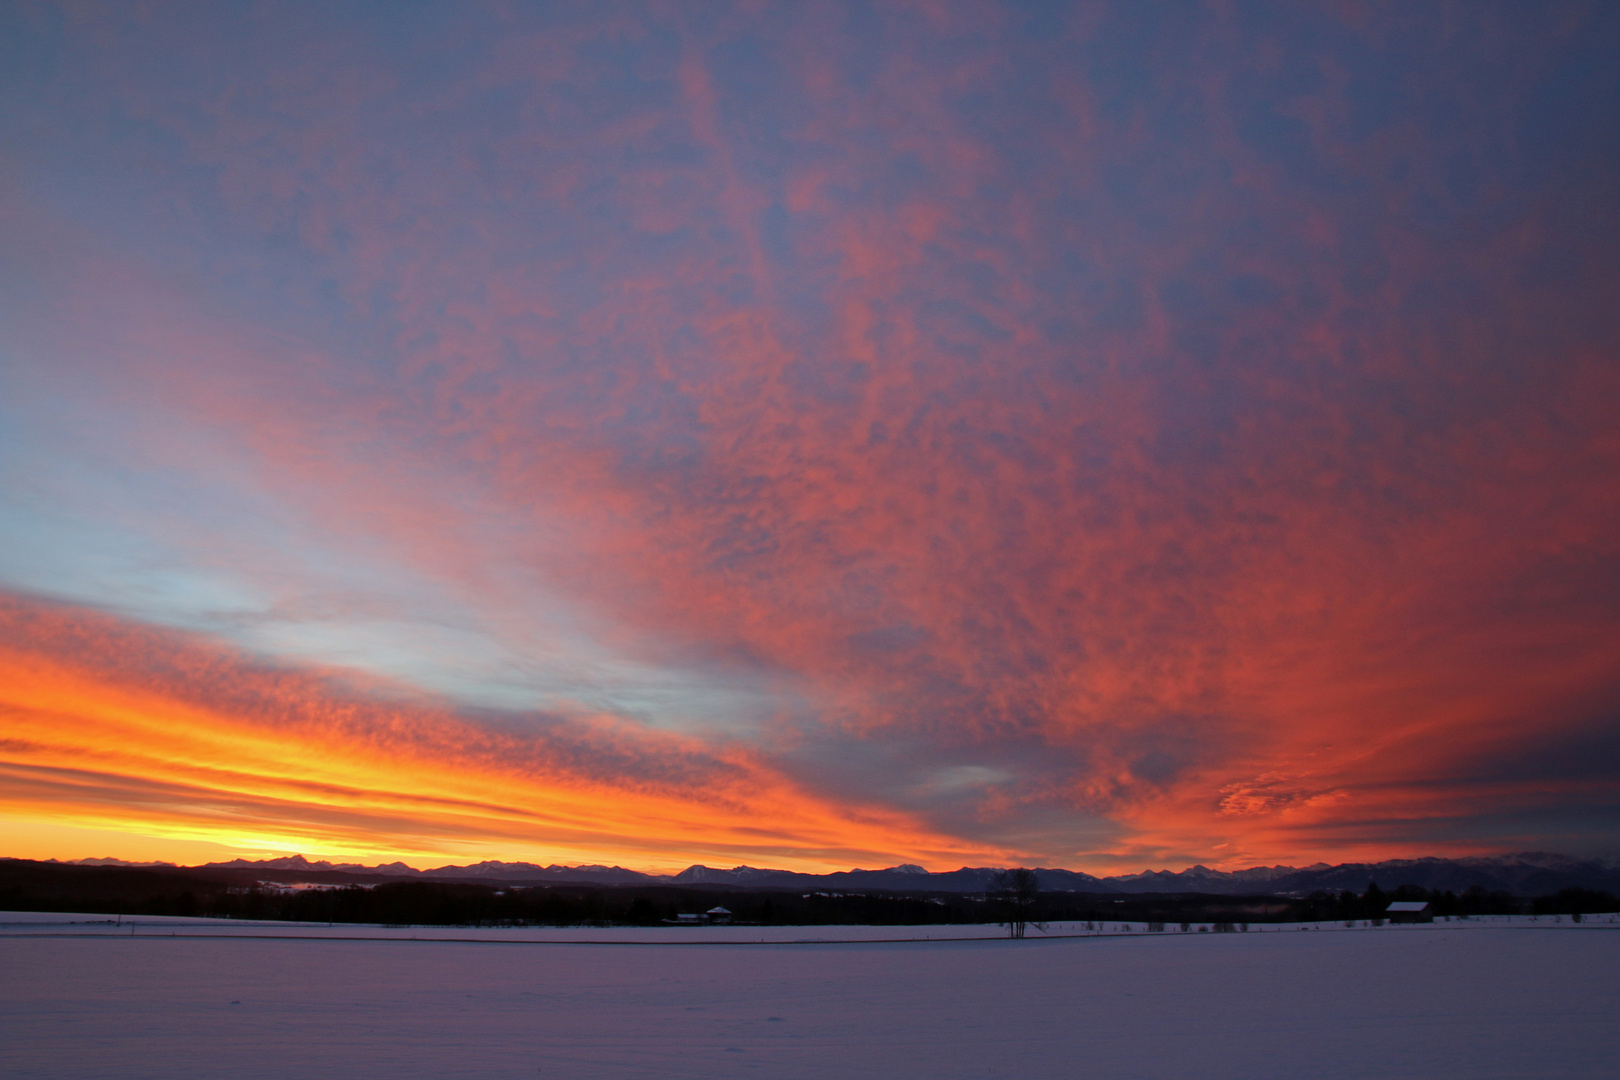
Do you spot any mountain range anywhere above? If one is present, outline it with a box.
[53,851,1620,897]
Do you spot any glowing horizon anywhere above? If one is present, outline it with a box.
[2,2,1617,876]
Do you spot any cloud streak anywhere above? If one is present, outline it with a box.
[0,592,980,869]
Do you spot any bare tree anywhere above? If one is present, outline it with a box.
[989,868,1045,939]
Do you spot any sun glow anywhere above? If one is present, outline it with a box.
[0,596,995,872]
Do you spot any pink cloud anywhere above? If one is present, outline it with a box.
[2,1,1617,868]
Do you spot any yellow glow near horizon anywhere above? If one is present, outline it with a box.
[0,600,1002,875]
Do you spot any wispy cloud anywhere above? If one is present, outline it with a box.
[1,1,1617,869]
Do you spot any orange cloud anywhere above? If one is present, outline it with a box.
[0,593,993,871]
[3,1,1619,873]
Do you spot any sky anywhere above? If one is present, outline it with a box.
[1,0,1618,875]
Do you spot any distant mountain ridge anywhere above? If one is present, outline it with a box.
[194,854,421,876]
[68,850,1609,896]
[1098,853,1620,897]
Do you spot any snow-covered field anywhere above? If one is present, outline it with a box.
[3,912,1616,1079]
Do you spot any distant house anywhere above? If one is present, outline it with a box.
[1385,901,1433,923]
[669,908,733,926]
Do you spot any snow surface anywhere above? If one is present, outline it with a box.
[3,912,1616,1079]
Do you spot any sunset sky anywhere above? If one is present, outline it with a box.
[2,1,1617,874]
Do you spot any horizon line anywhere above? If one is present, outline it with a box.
[13,849,1610,879]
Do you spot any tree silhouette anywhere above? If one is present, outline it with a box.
[1363,880,1388,916]
[990,868,1044,939]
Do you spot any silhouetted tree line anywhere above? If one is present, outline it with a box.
[1287,880,1620,922]
[2,859,1613,927]
[141,883,1033,927]
[1530,888,1617,917]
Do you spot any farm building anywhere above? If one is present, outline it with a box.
[1385,901,1433,923]
[669,907,734,925]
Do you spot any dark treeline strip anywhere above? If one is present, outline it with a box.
[1295,881,1619,921]
[2,860,1613,927]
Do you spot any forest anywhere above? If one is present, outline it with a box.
[3,859,1613,928]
